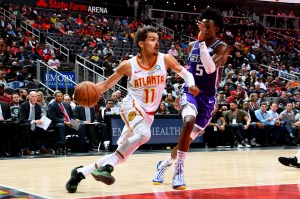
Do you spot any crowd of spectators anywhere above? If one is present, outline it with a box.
[1,3,300,157]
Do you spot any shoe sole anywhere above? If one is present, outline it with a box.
[91,172,115,185]
[152,181,163,185]
[173,185,186,190]
[65,182,77,193]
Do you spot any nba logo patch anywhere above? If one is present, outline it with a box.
[128,111,136,121]
[155,65,161,70]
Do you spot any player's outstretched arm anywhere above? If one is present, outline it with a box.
[164,54,199,96]
[96,60,131,93]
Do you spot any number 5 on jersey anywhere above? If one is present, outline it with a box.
[196,64,204,76]
[144,88,155,103]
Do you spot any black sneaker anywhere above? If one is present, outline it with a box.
[91,164,115,185]
[278,157,300,168]
[65,166,85,193]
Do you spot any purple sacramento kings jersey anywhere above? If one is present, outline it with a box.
[187,40,222,96]
[180,40,224,130]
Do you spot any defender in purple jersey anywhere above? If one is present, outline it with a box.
[152,7,231,190]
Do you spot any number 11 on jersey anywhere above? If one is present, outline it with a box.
[144,88,155,103]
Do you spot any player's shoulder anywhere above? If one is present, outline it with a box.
[119,59,131,67]
[215,41,231,53]
[188,41,197,48]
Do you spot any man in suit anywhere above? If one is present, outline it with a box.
[47,90,85,151]
[74,105,98,150]
[19,91,49,155]
[97,99,114,150]
[0,101,13,156]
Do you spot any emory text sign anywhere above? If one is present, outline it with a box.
[44,71,76,88]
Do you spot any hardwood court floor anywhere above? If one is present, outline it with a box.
[0,148,299,199]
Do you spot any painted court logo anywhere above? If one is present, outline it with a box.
[128,111,136,121]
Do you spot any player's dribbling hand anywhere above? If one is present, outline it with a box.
[188,85,200,97]
[197,21,206,42]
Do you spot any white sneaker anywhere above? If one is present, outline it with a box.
[172,162,186,190]
[237,143,244,148]
[250,139,261,147]
[152,161,171,185]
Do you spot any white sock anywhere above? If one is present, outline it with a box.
[177,150,187,164]
[164,154,175,166]
[296,150,300,163]
[77,154,112,177]
[103,152,123,167]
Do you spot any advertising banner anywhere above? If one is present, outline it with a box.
[111,116,203,145]
[43,71,76,88]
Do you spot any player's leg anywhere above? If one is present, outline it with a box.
[91,119,152,184]
[278,149,300,168]
[172,95,215,190]
[152,127,202,185]
[65,126,130,193]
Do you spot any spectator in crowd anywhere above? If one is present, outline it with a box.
[11,92,21,107]
[0,71,7,87]
[241,101,261,146]
[156,102,169,115]
[54,48,65,62]
[168,45,178,57]
[217,91,227,104]
[224,101,250,147]
[98,99,113,150]
[19,88,28,103]
[204,105,227,147]
[0,83,12,105]
[248,93,260,111]
[278,91,288,109]
[227,90,239,104]
[267,102,285,145]
[63,94,76,110]
[74,105,98,151]
[36,91,47,116]
[172,75,183,95]
[19,91,50,155]
[110,92,121,108]
[115,90,123,102]
[280,102,299,145]
[48,54,60,69]
[80,47,90,59]
[0,101,13,156]
[163,93,177,114]
[163,83,177,99]
[102,43,114,57]
[47,90,85,152]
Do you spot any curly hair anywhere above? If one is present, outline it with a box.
[199,7,223,31]
[134,26,158,50]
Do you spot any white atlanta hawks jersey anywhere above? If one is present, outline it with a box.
[125,52,167,113]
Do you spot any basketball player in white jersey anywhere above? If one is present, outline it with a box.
[65,26,200,193]
[152,7,231,190]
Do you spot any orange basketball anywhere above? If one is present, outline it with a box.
[74,81,100,107]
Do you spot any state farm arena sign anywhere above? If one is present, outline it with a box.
[4,0,134,17]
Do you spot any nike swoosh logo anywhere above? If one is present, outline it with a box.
[209,100,214,104]
[135,70,142,74]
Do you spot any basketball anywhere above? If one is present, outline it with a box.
[74,81,100,107]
